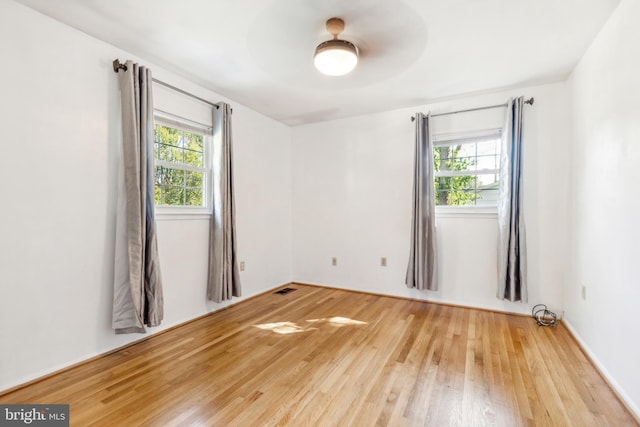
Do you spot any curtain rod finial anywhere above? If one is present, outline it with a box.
[525,97,534,105]
[112,59,127,73]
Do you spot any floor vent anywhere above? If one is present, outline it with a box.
[274,287,297,295]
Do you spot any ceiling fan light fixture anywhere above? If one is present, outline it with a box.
[314,40,358,76]
[314,17,359,76]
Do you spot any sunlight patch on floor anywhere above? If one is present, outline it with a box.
[253,322,308,334]
[306,317,368,326]
[254,317,367,335]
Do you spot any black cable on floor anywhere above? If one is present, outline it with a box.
[532,304,557,326]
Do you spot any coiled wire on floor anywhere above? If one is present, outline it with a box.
[532,304,557,326]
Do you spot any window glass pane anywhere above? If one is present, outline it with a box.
[434,146,476,174]
[159,185,185,206]
[435,175,478,206]
[433,134,501,207]
[155,182,162,205]
[155,124,181,147]
[475,154,499,171]
[183,132,204,152]
[454,144,478,172]
[155,166,164,185]
[476,172,499,187]
[185,188,204,206]
[185,170,203,187]
[476,139,501,153]
[154,124,160,143]
[160,167,185,186]
[475,173,500,206]
[434,139,501,173]
[475,139,501,170]
[157,144,183,163]
[153,117,209,208]
[183,150,203,168]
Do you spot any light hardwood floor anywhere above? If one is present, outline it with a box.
[1,284,637,426]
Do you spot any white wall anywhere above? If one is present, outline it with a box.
[565,0,640,416]
[0,0,292,391]
[292,82,571,315]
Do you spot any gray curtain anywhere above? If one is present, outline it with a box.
[207,103,241,302]
[497,97,527,302]
[406,113,437,291]
[112,60,164,334]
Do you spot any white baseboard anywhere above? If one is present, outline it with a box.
[562,318,640,422]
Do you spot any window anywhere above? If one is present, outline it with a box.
[153,113,212,210]
[433,130,502,207]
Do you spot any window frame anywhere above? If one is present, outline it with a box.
[153,110,213,219]
[432,128,503,216]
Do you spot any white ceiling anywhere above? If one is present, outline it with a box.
[15,0,619,126]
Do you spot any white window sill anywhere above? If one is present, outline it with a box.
[435,206,498,219]
[155,208,211,221]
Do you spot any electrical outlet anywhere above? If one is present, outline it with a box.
[240,261,245,271]
[331,257,337,266]
[581,286,586,300]
[381,257,387,267]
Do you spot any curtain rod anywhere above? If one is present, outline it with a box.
[112,59,220,110]
[410,97,534,122]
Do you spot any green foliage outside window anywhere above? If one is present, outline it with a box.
[433,146,479,206]
[154,124,205,207]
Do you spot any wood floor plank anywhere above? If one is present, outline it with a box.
[1,284,637,426]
